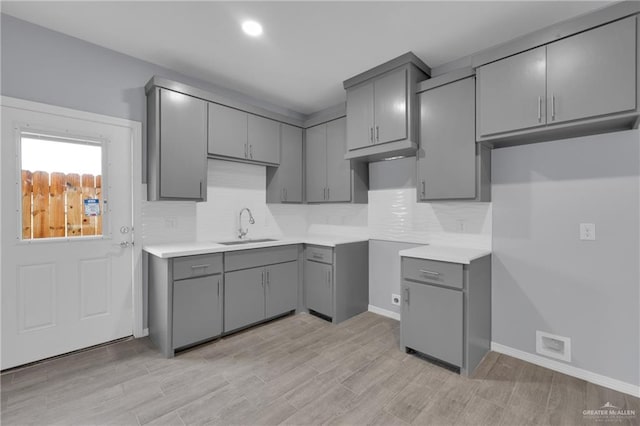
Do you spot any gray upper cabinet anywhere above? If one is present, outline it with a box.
[325,118,351,202]
[248,114,280,164]
[477,16,638,145]
[417,75,490,201]
[208,102,281,166]
[208,102,247,159]
[305,123,328,203]
[546,16,636,125]
[266,124,303,203]
[477,46,547,137]
[346,82,374,151]
[147,88,207,201]
[373,68,408,144]
[343,53,430,162]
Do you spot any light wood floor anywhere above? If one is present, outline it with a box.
[2,312,638,426]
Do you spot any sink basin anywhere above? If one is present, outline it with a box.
[218,238,279,246]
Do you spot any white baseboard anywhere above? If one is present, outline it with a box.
[491,342,640,398]
[368,305,400,321]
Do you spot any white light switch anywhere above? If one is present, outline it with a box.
[580,223,596,241]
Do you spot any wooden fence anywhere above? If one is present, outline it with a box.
[21,170,102,239]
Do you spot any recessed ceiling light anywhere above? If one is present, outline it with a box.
[242,20,263,37]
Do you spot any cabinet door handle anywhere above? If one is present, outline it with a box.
[327,270,331,286]
[217,279,220,297]
[421,181,426,197]
[419,269,441,276]
[551,94,556,121]
[190,264,210,269]
[244,143,248,158]
[404,287,410,305]
[537,96,542,122]
[266,270,270,286]
[261,271,265,287]
[249,144,253,159]
[375,126,379,142]
[327,187,330,200]
[323,188,327,200]
[284,188,287,201]
[200,180,203,198]
[370,127,374,143]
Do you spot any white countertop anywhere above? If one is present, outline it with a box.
[398,245,491,264]
[144,235,369,258]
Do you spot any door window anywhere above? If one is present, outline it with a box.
[20,131,105,240]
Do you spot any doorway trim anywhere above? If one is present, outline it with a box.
[1,96,145,338]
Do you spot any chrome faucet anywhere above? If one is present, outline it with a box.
[238,208,255,239]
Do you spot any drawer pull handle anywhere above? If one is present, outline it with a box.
[311,253,322,259]
[190,264,210,269]
[419,269,440,276]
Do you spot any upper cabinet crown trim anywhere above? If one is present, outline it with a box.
[343,52,431,90]
[417,67,475,93]
[145,76,304,128]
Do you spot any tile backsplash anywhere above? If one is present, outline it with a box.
[141,159,491,249]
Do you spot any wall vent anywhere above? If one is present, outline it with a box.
[536,331,571,362]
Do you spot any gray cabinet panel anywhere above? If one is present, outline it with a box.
[224,245,298,272]
[346,82,374,151]
[159,89,207,200]
[326,118,350,202]
[208,102,248,159]
[224,267,265,332]
[172,274,222,349]
[265,261,298,318]
[418,77,476,200]
[374,68,408,144]
[305,124,327,202]
[401,280,463,367]
[477,46,547,136]
[304,259,333,318]
[267,124,302,203]
[248,114,280,164]
[304,245,333,264]
[546,16,636,124]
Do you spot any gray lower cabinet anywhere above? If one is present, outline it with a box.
[146,87,207,201]
[400,254,491,376]
[148,253,223,357]
[417,74,490,201]
[224,245,300,333]
[303,242,368,324]
[266,124,303,203]
[305,117,368,203]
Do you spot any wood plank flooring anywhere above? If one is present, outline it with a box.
[2,312,638,425]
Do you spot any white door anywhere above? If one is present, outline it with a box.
[1,99,138,369]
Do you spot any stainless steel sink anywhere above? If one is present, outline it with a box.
[217,238,278,246]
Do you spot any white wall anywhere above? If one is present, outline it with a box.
[492,129,640,388]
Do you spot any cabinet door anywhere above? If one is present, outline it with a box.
[248,114,280,164]
[159,89,207,200]
[346,82,375,151]
[224,267,265,332]
[326,118,351,202]
[418,77,476,200]
[265,261,298,318]
[401,280,462,367]
[208,102,248,159]
[547,16,636,124]
[172,274,222,349]
[305,124,328,202]
[267,124,303,203]
[304,260,332,318]
[374,68,408,144]
[477,46,547,136]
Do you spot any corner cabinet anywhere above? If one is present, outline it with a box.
[417,73,490,201]
[344,53,430,161]
[303,242,368,324]
[207,102,281,166]
[305,117,368,203]
[266,124,303,203]
[146,87,207,201]
[477,16,639,145]
[400,255,491,376]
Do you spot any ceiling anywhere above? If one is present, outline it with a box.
[1,1,610,116]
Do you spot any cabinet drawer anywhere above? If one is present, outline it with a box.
[402,257,463,289]
[304,245,333,264]
[225,245,299,272]
[173,254,223,280]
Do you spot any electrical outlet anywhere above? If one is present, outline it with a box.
[391,294,401,306]
[164,217,177,228]
[456,219,466,233]
[580,223,596,241]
